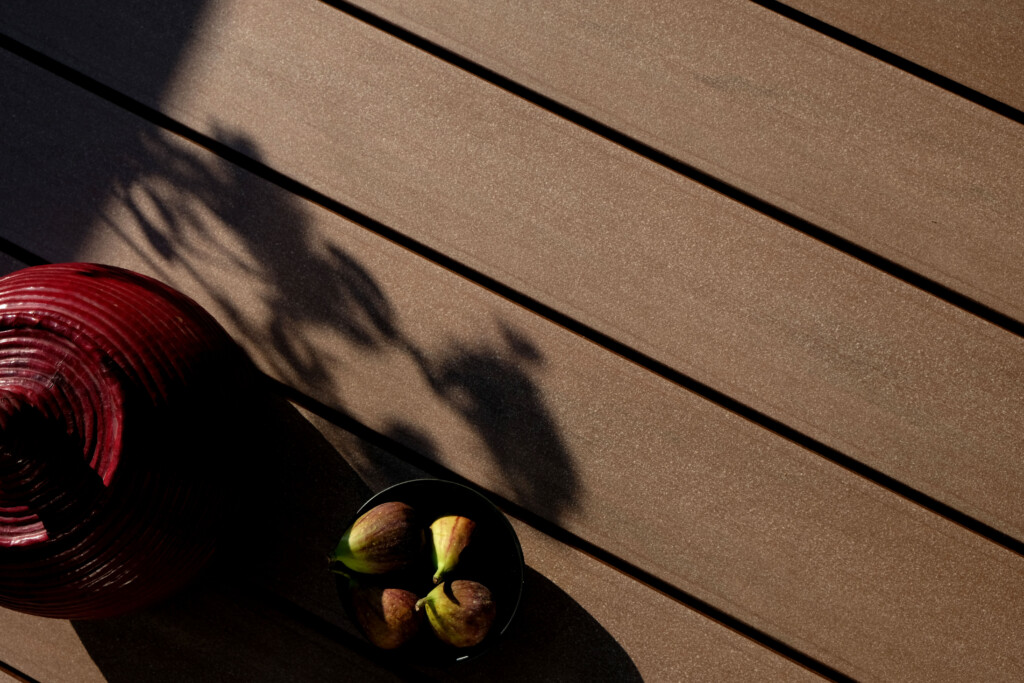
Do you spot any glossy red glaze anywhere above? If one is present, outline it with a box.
[0,263,244,619]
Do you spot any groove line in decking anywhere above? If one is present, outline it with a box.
[0,237,45,269]
[0,659,40,683]
[315,0,1024,340]
[6,37,1024,679]
[0,186,842,678]
[269,377,853,682]
[749,0,1024,125]
[2,32,1022,565]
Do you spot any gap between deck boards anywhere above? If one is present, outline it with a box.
[0,228,839,678]
[316,0,1024,340]
[1,31,1019,565]
[267,378,852,682]
[0,660,39,683]
[748,0,1024,125]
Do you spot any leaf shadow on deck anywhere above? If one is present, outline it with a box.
[0,33,638,675]
[116,124,583,525]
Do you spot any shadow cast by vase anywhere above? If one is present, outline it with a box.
[71,391,637,682]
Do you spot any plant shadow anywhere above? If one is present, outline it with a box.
[3,2,636,676]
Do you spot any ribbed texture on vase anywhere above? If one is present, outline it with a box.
[0,263,243,619]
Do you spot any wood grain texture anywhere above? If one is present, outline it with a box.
[342,0,1024,322]
[0,280,812,683]
[0,592,408,683]
[301,411,821,682]
[0,263,768,683]
[3,49,1024,680]
[775,0,1024,111]
[3,0,1024,545]
[0,596,104,682]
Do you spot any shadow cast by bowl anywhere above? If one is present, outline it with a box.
[418,568,642,682]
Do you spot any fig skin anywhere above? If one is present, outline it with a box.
[429,515,476,583]
[351,585,421,649]
[330,501,424,574]
[415,580,496,648]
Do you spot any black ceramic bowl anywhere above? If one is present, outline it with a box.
[335,479,525,664]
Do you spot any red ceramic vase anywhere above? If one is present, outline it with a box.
[0,263,244,619]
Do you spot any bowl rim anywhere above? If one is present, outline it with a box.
[349,477,525,661]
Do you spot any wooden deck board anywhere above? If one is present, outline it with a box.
[4,0,1024,545]
[333,0,1024,323]
[0,286,811,683]
[301,410,822,682]
[774,0,1024,111]
[0,259,816,682]
[0,590,407,683]
[3,48,1024,680]
[0,611,104,683]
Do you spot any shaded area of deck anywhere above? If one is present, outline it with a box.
[1,1,1023,680]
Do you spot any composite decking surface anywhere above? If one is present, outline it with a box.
[1,2,1022,681]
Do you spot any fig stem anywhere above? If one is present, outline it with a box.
[328,564,355,580]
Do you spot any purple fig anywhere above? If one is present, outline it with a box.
[351,585,421,649]
[415,580,496,648]
[429,515,475,583]
[329,501,424,574]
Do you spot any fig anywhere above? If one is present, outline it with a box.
[329,501,424,574]
[350,584,421,649]
[429,515,475,583]
[415,580,496,648]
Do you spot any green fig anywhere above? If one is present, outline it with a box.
[350,584,421,649]
[329,501,424,574]
[415,580,496,648]
[429,515,476,583]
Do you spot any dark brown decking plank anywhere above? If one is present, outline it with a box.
[0,612,100,683]
[0,594,407,683]
[4,0,1024,548]
[0,257,810,683]
[291,408,822,682]
[333,0,1024,326]
[770,0,1024,114]
[4,49,1024,681]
